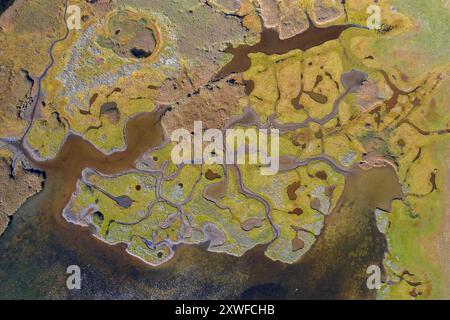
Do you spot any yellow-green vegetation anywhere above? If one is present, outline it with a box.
[265,209,317,263]
[346,0,450,89]
[64,170,185,265]
[184,166,274,256]
[66,171,157,232]
[61,0,449,287]
[137,142,180,176]
[241,160,345,263]
[342,2,449,297]
[3,0,446,298]
[0,0,67,138]
[161,165,201,203]
[0,0,67,75]
[24,2,178,158]
[25,111,67,159]
[241,38,367,171]
[244,39,349,123]
[377,71,450,299]
[379,194,445,299]
[237,0,449,297]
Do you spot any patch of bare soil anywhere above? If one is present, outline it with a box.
[161,73,246,135]
[257,0,309,40]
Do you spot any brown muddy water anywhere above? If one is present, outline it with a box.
[216,22,352,94]
[0,21,401,299]
[217,23,351,79]
[0,111,402,299]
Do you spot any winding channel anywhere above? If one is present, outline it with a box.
[0,5,405,299]
[20,0,70,142]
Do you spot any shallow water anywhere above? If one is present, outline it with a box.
[0,18,402,299]
[0,161,402,299]
[217,23,351,79]
[216,23,352,95]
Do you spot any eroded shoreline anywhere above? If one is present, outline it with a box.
[0,1,407,297]
[0,157,403,299]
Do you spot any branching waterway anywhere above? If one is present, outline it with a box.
[0,161,402,299]
[0,7,403,299]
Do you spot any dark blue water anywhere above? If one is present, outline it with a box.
[0,0,15,15]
